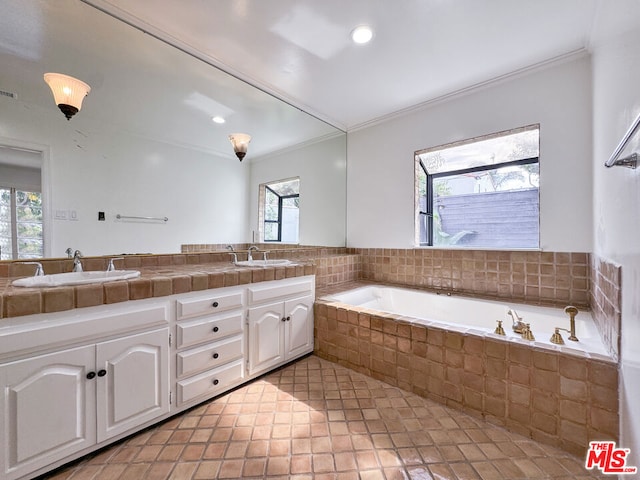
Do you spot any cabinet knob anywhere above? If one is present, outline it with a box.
[287,316,291,321]
[281,317,286,322]
[212,379,219,386]
[86,371,96,380]
[213,353,219,359]
[212,326,219,333]
[212,301,219,308]
[97,369,107,377]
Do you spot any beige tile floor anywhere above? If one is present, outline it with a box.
[43,356,607,480]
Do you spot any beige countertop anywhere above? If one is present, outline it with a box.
[0,260,316,319]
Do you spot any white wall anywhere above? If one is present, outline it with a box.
[592,28,640,465]
[249,135,347,247]
[347,56,593,251]
[0,100,250,257]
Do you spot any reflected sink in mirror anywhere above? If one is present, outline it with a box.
[12,270,141,287]
[234,260,292,268]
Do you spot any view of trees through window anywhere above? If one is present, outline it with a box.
[262,178,300,243]
[416,125,540,248]
[0,187,43,260]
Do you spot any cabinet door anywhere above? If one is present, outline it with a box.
[284,295,314,359]
[96,328,169,442]
[248,302,285,376]
[0,346,95,480]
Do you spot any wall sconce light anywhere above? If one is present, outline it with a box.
[43,73,91,120]
[228,133,251,161]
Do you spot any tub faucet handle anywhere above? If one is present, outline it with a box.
[550,327,565,345]
[494,320,506,336]
[521,323,535,341]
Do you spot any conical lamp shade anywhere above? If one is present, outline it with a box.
[229,133,251,161]
[44,73,91,120]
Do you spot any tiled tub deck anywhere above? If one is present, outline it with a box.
[314,287,618,457]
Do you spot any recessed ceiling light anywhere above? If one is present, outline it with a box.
[351,25,373,44]
[212,116,225,124]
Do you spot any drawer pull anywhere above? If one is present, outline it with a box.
[212,326,219,333]
[86,371,96,380]
[97,369,107,377]
[213,353,219,359]
[212,379,219,385]
[212,301,219,308]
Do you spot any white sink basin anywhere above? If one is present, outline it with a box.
[12,270,141,287]
[234,259,292,268]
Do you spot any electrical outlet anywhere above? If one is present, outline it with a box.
[98,211,105,221]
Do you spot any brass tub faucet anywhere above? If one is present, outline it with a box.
[563,306,579,341]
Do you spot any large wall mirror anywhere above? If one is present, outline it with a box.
[0,0,346,260]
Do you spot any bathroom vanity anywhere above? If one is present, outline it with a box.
[0,275,315,480]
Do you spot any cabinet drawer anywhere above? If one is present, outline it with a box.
[177,359,244,406]
[177,291,243,320]
[176,312,243,348]
[177,335,243,378]
[248,278,313,305]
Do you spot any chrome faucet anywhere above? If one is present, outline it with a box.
[507,308,527,334]
[72,250,83,272]
[226,245,238,263]
[107,257,124,272]
[248,246,259,261]
[65,247,73,258]
[21,261,45,276]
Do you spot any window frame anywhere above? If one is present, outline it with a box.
[419,156,539,246]
[415,125,541,249]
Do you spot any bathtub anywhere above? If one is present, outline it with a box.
[325,285,611,359]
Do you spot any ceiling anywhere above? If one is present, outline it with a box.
[2,1,639,160]
[85,0,640,131]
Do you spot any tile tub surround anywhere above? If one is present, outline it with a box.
[314,298,619,457]
[0,254,315,319]
[356,249,591,309]
[590,255,621,361]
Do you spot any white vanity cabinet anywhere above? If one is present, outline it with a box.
[0,274,315,480]
[0,345,95,480]
[247,278,314,376]
[0,303,170,480]
[175,288,245,407]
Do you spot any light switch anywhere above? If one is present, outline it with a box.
[69,210,78,221]
[55,210,67,220]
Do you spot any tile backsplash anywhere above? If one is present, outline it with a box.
[356,249,590,308]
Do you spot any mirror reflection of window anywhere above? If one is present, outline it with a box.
[259,178,300,243]
[0,147,43,260]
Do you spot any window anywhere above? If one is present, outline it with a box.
[259,178,300,243]
[0,188,43,260]
[415,125,540,248]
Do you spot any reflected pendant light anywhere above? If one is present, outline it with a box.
[228,133,251,161]
[44,73,91,120]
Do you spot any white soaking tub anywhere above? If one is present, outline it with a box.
[325,285,611,359]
